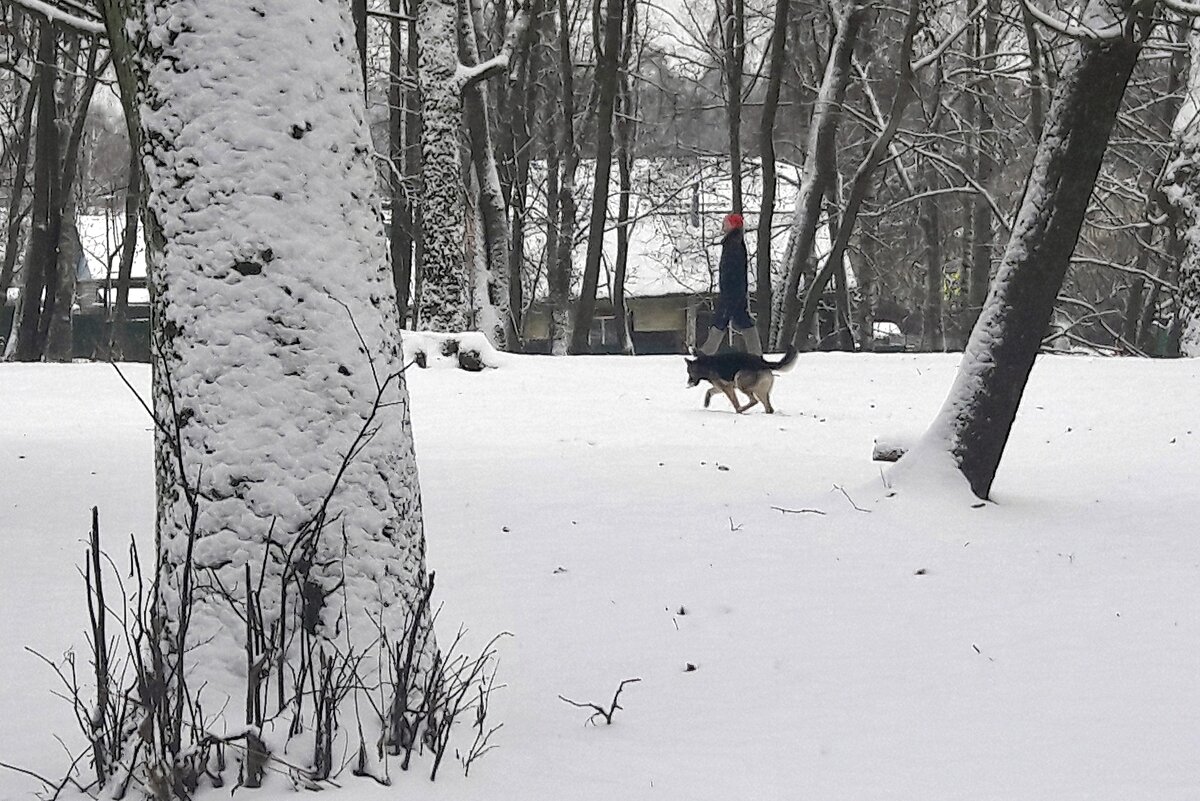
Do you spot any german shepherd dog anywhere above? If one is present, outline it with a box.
[685,348,798,413]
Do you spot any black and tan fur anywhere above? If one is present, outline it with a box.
[685,348,798,414]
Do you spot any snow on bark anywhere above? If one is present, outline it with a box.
[417,0,471,332]
[1164,22,1200,357]
[114,0,436,782]
[461,0,517,350]
[904,11,1148,499]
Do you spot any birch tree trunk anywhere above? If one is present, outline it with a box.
[909,9,1151,499]
[100,0,437,785]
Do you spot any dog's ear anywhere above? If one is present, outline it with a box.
[684,358,694,366]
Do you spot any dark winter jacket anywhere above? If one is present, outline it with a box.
[718,228,749,304]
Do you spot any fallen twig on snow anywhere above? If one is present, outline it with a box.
[558,678,641,726]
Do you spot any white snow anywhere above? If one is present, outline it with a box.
[1,355,1199,799]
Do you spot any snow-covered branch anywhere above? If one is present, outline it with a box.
[1020,0,1124,42]
[4,0,107,35]
[912,0,989,72]
[458,4,531,89]
[1159,0,1200,15]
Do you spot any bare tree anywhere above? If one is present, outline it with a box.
[568,0,625,353]
[754,0,789,343]
[904,0,1155,498]
[775,0,865,350]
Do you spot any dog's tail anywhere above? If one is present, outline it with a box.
[766,346,799,372]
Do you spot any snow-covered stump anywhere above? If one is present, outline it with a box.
[102,0,438,790]
[402,329,506,371]
[905,9,1150,499]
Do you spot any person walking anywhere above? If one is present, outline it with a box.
[698,213,762,355]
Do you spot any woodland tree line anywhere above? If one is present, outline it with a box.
[2,0,1198,362]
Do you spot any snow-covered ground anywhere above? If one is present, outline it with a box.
[1,353,1198,800]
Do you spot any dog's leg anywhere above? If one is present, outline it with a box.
[734,371,758,412]
[718,382,745,413]
[759,374,775,414]
[703,386,719,408]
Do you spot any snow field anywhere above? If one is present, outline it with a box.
[1,353,1198,800]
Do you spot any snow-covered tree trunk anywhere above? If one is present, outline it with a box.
[910,9,1150,499]
[417,0,470,331]
[460,0,516,349]
[101,0,437,786]
[415,0,526,338]
[1166,20,1200,356]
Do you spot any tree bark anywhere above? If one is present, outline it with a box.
[416,0,470,331]
[0,81,35,303]
[568,0,625,353]
[754,0,789,344]
[792,0,918,352]
[389,0,414,328]
[965,0,998,332]
[549,0,577,355]
[405,0,423,326]
[1166,20,1200,356]
[109,139,140,358]
[13,18,61,362]
[47,39,104,361]
[915,14,1151,498]
[100,0,438,782]
[612,0,636,355]
[459,0,516,349]
[776,0,864,350]
[723,0,744,216]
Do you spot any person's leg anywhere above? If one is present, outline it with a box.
[698,326,724,355]
[731,306,761,355]
[700,302,732,355]
[737,324,762,355]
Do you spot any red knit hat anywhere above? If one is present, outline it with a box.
[724,213,744,229]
